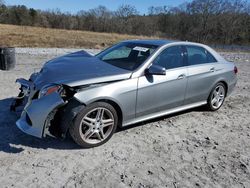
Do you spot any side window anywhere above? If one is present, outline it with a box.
[186,46,217,66]
[153,46,184,69]
[102,46,131,61]
[207,50,217,63]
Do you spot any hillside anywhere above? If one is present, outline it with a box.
[0,24,152,48]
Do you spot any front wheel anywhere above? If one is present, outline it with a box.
[207,83,226,111]
[69,102,118,148]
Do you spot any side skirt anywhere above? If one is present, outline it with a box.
[123,101,207,127]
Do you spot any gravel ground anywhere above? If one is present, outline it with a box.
[0,49,250,188]
[15,48,100,56]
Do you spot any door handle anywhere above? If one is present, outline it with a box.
[210,67,215,72]
[177,74,185,80]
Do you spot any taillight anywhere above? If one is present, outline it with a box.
[234,66,238,74]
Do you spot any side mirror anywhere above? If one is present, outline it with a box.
[146,64,166,75]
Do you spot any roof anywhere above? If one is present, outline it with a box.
[124,39,177,46]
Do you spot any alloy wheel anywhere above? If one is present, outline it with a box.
[79,107,115,144]
[211,85,225,109]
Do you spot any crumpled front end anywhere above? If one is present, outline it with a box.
[14,78,66,138]
[12,49,132,139]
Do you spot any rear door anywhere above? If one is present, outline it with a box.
[136,45,188,117]
[184,45,220,104]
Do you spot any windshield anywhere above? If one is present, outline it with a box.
[96,42,158,71]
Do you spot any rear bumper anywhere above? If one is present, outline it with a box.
[227,76,237,96]
[16,90,65,138]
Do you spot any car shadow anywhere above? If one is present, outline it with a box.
[116,106,208,132]
[0,98,83,153]
[0,97,207,153]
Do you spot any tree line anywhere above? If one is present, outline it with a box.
[0,0,249,45]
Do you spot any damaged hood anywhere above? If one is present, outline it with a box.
[33,50,132,89]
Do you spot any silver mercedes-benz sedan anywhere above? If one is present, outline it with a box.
[12,40,237,148]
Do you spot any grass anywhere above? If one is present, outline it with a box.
[0,24,156,48]
[2,24,247,52]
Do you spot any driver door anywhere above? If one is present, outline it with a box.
[136,45,188,118]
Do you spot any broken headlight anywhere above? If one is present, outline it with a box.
[38,84,62,98]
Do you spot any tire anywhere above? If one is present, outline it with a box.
[206,82,226,111]
[0,47,16,71]
[69,102,118,148]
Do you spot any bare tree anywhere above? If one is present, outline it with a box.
[0,0,249,45]
[0,0,5,5]
[186,0,222,42]
[115,4,138,18]
[148,6,167,15]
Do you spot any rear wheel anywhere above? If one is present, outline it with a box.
[207,82,226,111]
[69,102,118,148]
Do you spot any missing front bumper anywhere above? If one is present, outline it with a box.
[16,92,66,138]
[10,78,34,112]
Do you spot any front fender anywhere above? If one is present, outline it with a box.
[73,79,138,124]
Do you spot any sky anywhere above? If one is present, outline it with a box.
[3,0,191,14]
